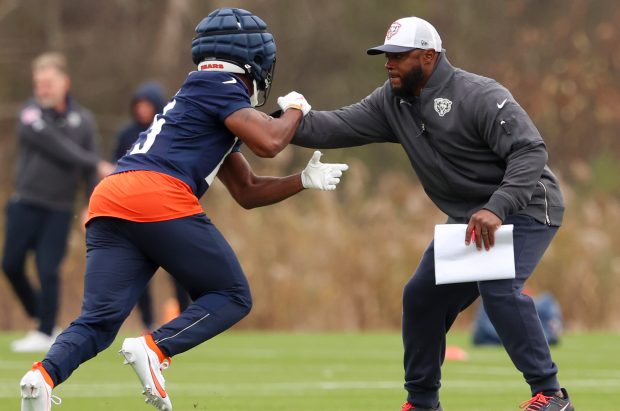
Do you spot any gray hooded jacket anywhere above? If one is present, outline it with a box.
[293,54,564,226]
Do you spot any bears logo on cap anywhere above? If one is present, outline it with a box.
[385,22,401,40]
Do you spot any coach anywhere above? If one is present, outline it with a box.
[292,16,574,411]
[3,52,113,353]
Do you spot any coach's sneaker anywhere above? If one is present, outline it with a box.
[20,362,61,411]
[519,388,575,411]
[120,334,172,411]
[401,401,444,411]
[12,331,55,353]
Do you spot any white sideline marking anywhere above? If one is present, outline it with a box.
[1,378,619,398]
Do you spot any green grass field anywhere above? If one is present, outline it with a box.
[1,331,619,410]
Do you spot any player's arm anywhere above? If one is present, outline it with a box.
[218,150,348,209]
[217,152,302,209]
[224,92,311,158]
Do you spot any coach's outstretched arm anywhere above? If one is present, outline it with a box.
[225,92,311,158]
[292,86,398,149]
[218,150,348,209]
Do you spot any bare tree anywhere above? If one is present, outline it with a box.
[45,0,64,50]
[0,0,19,23]
[151,0,193,75]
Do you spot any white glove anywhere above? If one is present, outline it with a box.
[301,151,349,191]
[277,91,311,116]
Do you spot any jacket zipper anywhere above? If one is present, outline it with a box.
[537,181,551,225]
[400,98,426,136]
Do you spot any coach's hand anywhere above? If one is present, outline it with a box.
[301,151,349,191]
[277,91,311,116]
[465,209,502,251]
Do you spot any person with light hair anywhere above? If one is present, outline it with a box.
[2,51,114,353]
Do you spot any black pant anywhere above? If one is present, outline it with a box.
[2,200,72,335]
[402,215,560,408]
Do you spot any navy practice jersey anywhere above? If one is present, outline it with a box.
[115,70,250,198]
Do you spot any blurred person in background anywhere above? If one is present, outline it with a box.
[2,52,114,353]
[18,8,348,411]
[292,16,573,411]
[473,291,564,346]
[113,81,191,331]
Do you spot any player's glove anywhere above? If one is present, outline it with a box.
[277,91,311,116]
[301,151,349,191]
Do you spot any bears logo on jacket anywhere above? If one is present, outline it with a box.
[434,98,452,117]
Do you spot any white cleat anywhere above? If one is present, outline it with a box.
[11,331,57,353]
[20,367,61,411]
[120,336,172,411]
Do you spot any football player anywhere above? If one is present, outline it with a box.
[19,8,348,411]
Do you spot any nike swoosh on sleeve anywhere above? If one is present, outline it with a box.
[223,78,237,84]
[497,98,507,109]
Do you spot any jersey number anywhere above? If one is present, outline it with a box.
[129,99,176,154]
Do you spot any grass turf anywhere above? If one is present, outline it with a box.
[1,331,619,410]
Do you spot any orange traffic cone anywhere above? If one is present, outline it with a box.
[162,298,181,323]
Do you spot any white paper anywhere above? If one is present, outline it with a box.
[434,224,515,285]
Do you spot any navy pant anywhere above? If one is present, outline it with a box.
[135,276,190,330]
[42,214,252,386]
[2,200,72,335]
[402,215,560,408]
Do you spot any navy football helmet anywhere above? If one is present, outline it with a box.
[191,8,276,106]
